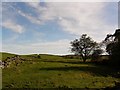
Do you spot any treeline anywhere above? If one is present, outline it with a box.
[70,29,120,68]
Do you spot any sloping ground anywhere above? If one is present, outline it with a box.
[1,52,120,89]
[0,52,17,61]
[1,52,81,63]
[0,52,61,62]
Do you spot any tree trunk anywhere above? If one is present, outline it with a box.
[83,57,86,62]
[81,54,86,62]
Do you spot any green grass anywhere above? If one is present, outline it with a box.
[0,52,16,61]
[1,52,120,88]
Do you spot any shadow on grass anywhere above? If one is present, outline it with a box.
[42,60,91,64]
[39,65,120,78]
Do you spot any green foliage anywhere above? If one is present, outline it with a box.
[71,34,97,62]
[104,29,120,66]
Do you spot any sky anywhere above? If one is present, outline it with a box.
[1,0,118,55]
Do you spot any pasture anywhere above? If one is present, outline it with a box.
[1,52,120,89]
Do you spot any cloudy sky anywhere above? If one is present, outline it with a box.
[1,0,118,55]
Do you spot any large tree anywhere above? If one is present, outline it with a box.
[70,34,97,62]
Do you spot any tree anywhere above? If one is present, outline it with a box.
[104,29,120,66]
[70,34,97,62]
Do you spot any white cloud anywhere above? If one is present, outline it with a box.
[17,10,42,25]
[44,0,119,2]
[26,2,40,8]
[2,2,118,54]
[23,2,55,24]
[2,0,41,2]
[2,39,71,55]
[23,2,117,41]
[2,20,24,34]
[1,0,119,2]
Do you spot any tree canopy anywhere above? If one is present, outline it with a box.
[104,29,120,66]
[70,34,97,62]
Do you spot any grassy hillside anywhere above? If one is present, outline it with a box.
[1,52,120,88]
[0,52,17,61]
[0,52,82,63]
[0,52,61,61]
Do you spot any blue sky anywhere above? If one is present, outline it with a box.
[1,1,118,55]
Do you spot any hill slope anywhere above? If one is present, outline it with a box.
[0,52,17,61]
[1,52,120,88]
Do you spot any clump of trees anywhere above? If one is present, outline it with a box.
[104,29,120,66]
[70,34,103,62]
[70,29,120,66]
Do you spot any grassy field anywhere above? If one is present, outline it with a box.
[1,52,120,89]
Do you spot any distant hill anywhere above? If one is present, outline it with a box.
[0,52,63,61]
[0,52,17,61]
[0,52,109,61]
